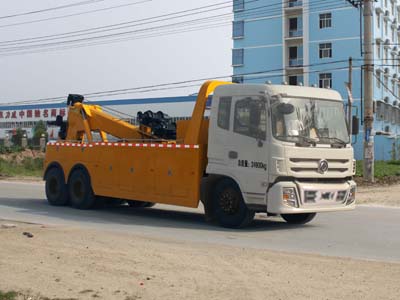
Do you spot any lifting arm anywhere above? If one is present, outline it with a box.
[66,103,143,142]
[184,80,232,145]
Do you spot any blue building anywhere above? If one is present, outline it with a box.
[232,0,400,160]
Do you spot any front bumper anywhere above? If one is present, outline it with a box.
[266,180,356,214]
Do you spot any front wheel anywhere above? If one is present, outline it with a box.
[281,213,316,224]
[211,178,254,228]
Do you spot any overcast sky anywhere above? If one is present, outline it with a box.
[0,0,232,104]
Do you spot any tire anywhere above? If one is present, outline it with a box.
[281,213,316,225]
[45,167,69,206]
[68,168,96,210]
[211,178,255,228]
[128,201,155,208]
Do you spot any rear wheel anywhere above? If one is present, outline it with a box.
[128,201,155,208]
[211,178,254,228]
[68,168,96,210]
[45,167,69,206]
[281,213,316,224]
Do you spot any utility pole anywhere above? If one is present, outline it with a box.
[347,57,353,135]
[363,0,375,182]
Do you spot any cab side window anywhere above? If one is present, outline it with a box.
[217,97,232,130]
[234,97,266,140]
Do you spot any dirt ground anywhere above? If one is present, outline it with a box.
[0,220,399,300]
[357,184,400,207]
[0,149,45,163]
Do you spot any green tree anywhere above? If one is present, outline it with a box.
[33,120,48,141]
[11,128,24,146]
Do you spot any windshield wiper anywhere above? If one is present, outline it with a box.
[324,137,348,148]
[295,136,317,147]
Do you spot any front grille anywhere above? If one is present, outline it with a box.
[304,191,317,203]
[302,190,348,204]
[336,190,347,202]
[289,158,350,175]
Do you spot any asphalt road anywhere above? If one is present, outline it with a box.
[1,181,399,263]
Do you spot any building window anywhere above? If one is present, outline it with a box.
[319,73,332,89]
[218,97,232,130]
[233,0,244,12]
[385,20,388,35]
[376,101,384,120]
[376,70,382,88]
[376,42,381,58]
[232,48,244,66]
[384,103,391,122]
[319,13,332,29]
[232,21,244,39]
[384,75,389,90]
[234,97,267,140]
[288,45,303,66]
[392,28,395,41]
[232,75,244,83]
[392,106,397,124]
[377,13,381,28]
[288,16,302,37]
[288,75,304,86]
[385,47,389,63]
[319,43,332,58]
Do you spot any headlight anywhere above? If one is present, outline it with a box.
[282,187,299,208]
[346,186,356,205]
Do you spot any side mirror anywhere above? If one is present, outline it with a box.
[277,103,295,114]
[351,116,359,135]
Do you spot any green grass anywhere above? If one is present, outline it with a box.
[356,160,400,178]
[0,291,18,300]
[0,157,43,177]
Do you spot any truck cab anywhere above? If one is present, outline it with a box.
[206,84,356,225]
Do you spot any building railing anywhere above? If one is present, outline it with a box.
[287,0,303,8]
[288,29,303,38]
[289,58,304,67]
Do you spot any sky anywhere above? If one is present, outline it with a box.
[0,0,232,104]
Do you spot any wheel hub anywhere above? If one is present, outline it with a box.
[219,188,239,215]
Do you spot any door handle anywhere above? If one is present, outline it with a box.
[228,151,238,159]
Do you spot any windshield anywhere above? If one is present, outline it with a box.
[271,97,350,145]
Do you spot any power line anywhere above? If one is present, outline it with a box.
[0,0,348,56]
[0,0,263,46]
[0,60,355,105]
[0,0,340,47]
[0,0,108,20]
[373,72,400,101]
[0,0,153,29]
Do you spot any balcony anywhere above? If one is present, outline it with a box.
[286,0,303,12]
[288,58,304,67]
[288,0,303,8]
[288,29,303,38]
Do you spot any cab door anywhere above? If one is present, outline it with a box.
[224,95,269,196]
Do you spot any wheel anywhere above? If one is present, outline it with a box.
[45,167,69,206]
[128,201,155,208]
[211,178,255,228]
[281,213,316,224]
[68,168,96,210]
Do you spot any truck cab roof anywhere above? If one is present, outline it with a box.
[215,84,343,102]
